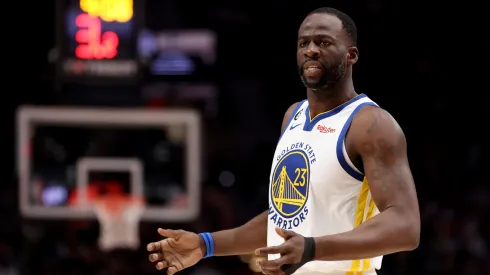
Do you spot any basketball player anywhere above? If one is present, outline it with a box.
[147,7,420,275]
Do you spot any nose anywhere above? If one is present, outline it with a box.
[306,43,321,58]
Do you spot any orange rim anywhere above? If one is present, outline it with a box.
[94,194,145,216]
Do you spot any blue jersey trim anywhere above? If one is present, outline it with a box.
[303,94,367,131]
[336,102,378,181]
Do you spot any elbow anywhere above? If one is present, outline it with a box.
[390,205,420,251]
[405,226,420,251]
[400,216,420,251]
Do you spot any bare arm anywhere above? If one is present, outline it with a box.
[210,211,268,256]
[206,102,301,256]
[314,106,420,260]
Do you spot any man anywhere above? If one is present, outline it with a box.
[147,7,420,275]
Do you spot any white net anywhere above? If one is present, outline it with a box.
[94,196,144,251]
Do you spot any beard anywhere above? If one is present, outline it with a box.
[298,56,347,91]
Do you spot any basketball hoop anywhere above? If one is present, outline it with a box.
[93,194,145,251]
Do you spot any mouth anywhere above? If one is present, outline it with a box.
[303,61,323,78]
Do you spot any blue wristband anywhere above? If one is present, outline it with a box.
[199,232,214,258]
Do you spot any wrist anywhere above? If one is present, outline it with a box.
[312,236,334,261]
[198,234,207,258]
[199,232,215,258]
[312,236,323,260]
[302,237,316,262]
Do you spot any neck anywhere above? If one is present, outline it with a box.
[306,75,357,119]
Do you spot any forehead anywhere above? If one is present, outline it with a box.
[298,13,344,38]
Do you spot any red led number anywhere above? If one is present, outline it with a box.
[75,13,119,59]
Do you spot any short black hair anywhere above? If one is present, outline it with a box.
[308,7,357,45]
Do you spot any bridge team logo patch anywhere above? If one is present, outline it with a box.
[269,147,312,229]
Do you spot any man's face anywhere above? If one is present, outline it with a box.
[297,13,350,90]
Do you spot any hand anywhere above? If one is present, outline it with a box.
[255,227,307,275]
[147,228,205,274]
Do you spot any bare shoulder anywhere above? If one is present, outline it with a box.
[284,102,301,120]
[281,102,302,133]
[348,105,406,158]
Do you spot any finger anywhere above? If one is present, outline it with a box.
[258,257,290,269]
[258,260,278,270]
[255,245,286,255]
[155,260,168,270]
[258,264,284,275]
[147,241,162,252]
[167,266,178,275]
[149,253,164,262]
[158,228,184,239]
[275,227,295,239]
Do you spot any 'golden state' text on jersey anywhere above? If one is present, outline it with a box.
[267,94,381,275]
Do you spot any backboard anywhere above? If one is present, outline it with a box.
[16,106,201,222]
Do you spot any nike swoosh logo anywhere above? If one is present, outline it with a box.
[290,124,302,130]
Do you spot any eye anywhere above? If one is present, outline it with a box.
[320,41,331,47]
[298,41,307,47]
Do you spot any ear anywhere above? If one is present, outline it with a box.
[347,47,359,65]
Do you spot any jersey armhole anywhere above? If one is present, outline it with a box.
[336,102,379,181]
[342,141,361,174]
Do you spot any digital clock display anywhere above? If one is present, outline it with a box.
[57,0,139,83]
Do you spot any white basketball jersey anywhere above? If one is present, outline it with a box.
[267,94,382,275]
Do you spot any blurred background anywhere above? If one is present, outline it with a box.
[2,0,489,275]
